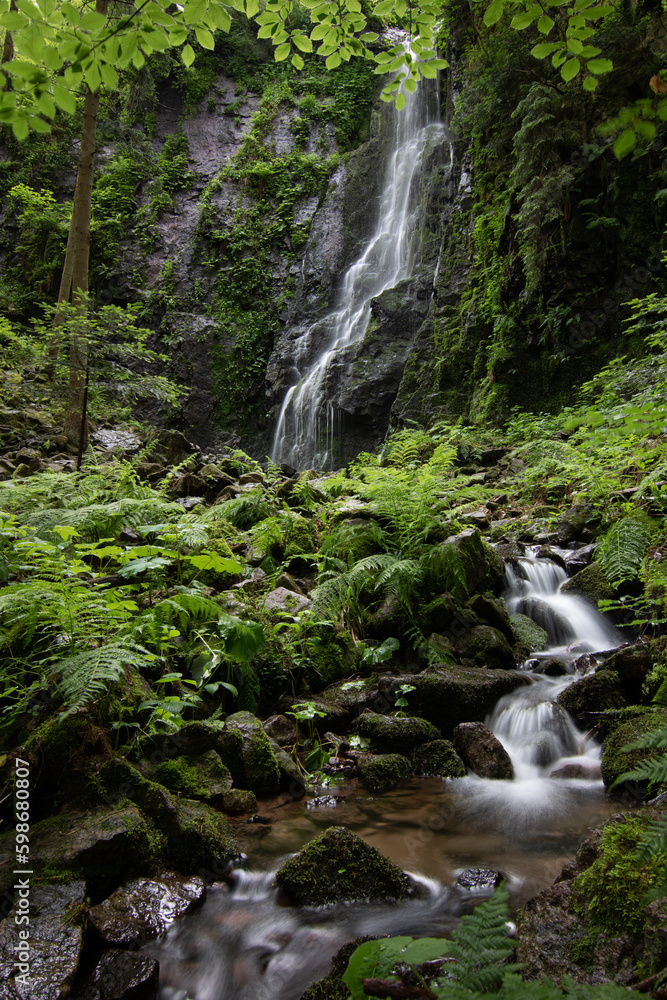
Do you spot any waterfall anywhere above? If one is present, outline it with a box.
[270,67,445,470]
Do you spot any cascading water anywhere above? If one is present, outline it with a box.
[270,64,446,470]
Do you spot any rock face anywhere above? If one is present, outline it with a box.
[0,881,86,1000]
[452,722,514,780]
[88,873,206,944]
[414,664,530,738]
[275,826,426,905]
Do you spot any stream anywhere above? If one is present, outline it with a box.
[145,548,628,1000]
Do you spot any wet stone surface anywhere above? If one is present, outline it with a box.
[88,873,207,945]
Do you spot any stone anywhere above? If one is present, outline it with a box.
[456,868,503,892]
[275,827,426,905]
[89,949,160,1000]
[549,762,601,780]
[0,881,86,1000]
[452,722,514,780]
[225,711,281,796]
[509,612,549,658]
[88,873,206,944]
[556,670,627,719]
[561,562,614,604]
[556,505,601,545]
[152,750,233,802]
[155,428,198,464]
[413,665,530,738]
[467,594,515,644]
[443,528,506,594]
[454,625,515,670]
[600,708,667,793]
[563,543,597,575]
[604,641,655,702]
[262,714,297,746]
[414,740,466,778]
[262,587,311,614]
[354,711,440,754]
[532,657,568,676]
[358,753,411,792]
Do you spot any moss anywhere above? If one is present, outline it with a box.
[572,816,667,941]
[561,562,614,604]
[600,708,667,792]
[414,740,466,778]
[225,711,281,796]
[275,826,423,905]
[164,797,238,873]
[414,664,530,738]
[25,716,112,814]
[557,670,628,720]
[454,624,515,669]
[355,711,440,754]
[510,612,549,656]
[153,751,233,801]
[358,753,411,792]
[307,624,359,689]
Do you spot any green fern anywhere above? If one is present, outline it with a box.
[598,515,652,586]
[24,498,182,543]
[54,640,155,717]
[445,884,519,993]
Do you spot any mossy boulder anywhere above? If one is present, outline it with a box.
[557,670,628,720]
[556,504,601,545]
[414,665,530,738]
[510,613,549,659]
[414,740,466,778]
[454,625,515,670]
[445,528,506,594]
[354,711,440,754]
[605,639,666,703]
[561,562,614,604]
[275,827,426,905]
[306,624,359,689]
[25,715,112,815]
[358,753,411,791]
[225,711,281,796]
[601,708,667,794]
[152,750,233,802]
[453,722,514,780]
[468,594,514,644]
[163,797,238,873]
[139,721,245,786]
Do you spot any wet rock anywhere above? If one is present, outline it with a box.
[452,722,514,780]
[557,505,601,545]
[561,562,614,604]
[467,594,514,644]
[354,711,440,754]
[532,657,568,676]
[509,613,549,659]
[269,740,307,798]
[604,641,655,702]
[456,868,503,892]
[642,898,667,977]
[414,740,466,778]
[358,753,411,792]
[262,587,311,614]
[225,711,281,796]
[444,528,506,594]
[549,762,601,780]
[155,428,198,464]
[89,874,206,944]
[414,665,530,738]
[556,670,627,720]
[262,714,297,746]
[563,543,597,575]
[454,625,515,670]
[275,826,426,905]
[92,428,143,454]
[219,788,257,815]
[151,750,233,803]
[0,880,86,1000]
[513,596,573,645]
[299,936,378,1000]
[306,795,344,809]
[461,508,490,529]
[89,949,159,1000]
[534,546,567,569]
[600,708,667,794]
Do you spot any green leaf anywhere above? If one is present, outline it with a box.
[27,115,50,134]
[537,13,554,32]
[181,42,195,66]
[291,52,304,69]
[99,62,119,89]
[274,41,291,60]
[395,90,406,111]
[583,74,598,90]
[531,41,560,57]
[195,26,214,49]
[52,83,77,114]
[373,0,394,14]
[79,9,106,29]
[186,553,243,574]
[326,50,341,69]
[613,126,636,159]
[635,119,656,140]
[483,0,504,23]
[292,31,312,52]
[586,57,613,74]
[511,11,537,28]
[560,56,580,81]
[568,37,583,53]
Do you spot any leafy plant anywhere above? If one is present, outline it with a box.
[597,515,652,587]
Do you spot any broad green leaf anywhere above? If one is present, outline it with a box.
[420,60,437,78]
[658,98,667,121]
[531,41,560,57]
[181,42,195,66]
[52,83,77,113]
[404,76,417,92]
[35,91,55,118]
[635,119,656,140]
[186,553,243,573]
[579,45,601,57]
[583,74,598,90]
[568,37,583,53]
[195,25,214,48]
[326,50,341,69]
[374,0,394,14]
[274,40,291,60]
[292,31,312,52]
[291,52,304,69]
[537,13,554,32]
[183,0,208,22]
[100,62,119,89]
[11,116,28,141]
[560,56,580,81]
[484,0,504,17]
[27,115,50,134]
[613,126,636,159]
[0,11,28,29]
[208,4,231,30]
[244,0,259,15]
[587,57,613,74]
[79,10,106,29]
[395,90,406,110]
[511,11,537,28]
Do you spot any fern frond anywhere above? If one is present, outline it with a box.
[421,544,469,600]
[25,498,182,542]
[217,490,277,529]
[135,592,223,646]
[598,515,652,586]
[347,552,399,583]
[376,558,423,603]
[637,819,667,865]
[612,755,667,790]
[621,726,667,751]
[446,884,515,993]
[55,640,154,716]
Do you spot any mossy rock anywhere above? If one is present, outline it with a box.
[163,797,238,873]
[225,711,281,796]
[300,938,379,1000]
[275,827,425,905]
[414,740,466,778]
[557,670,628,720]
[219,788,257,815]
[445,528,505,595]
[414,665,530,738]
[454,625,515,670]
[25,715,112,814]
[358,753,411,792]
[152,750,233,802]
[561,562,614,604]
[354,711,440,754]
[601,708,667,794]
[468,594,514,644]
[138,721,245,786]
[510,612,549,659]
[306,624,360,690]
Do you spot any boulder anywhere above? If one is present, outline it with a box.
[600,708,667,794]
[275,827,426,905]
[452,722,514,780]
[262,587,311,614]
[354,711,440,754]
[0,881,86,1000]
[454,625,515,670]
[556,670,628,719]
[443,528,506,594]
[604,641,657,702]
[88,873,206,944]
[467,594,515,644]
[262,714,297,746]
[561,562,614,604]
[414,740,466,778]
[509,613,549,659]
[556,504,601,545]
[88,950,160,1000]
[358,753,411,792]
[151,750,233,803]
[455,868,503,892]
[225,711,281,796]
[413,665,530,738]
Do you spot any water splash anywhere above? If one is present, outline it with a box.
[271,68,446,470]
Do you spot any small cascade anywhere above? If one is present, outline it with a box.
[270,61,446,470]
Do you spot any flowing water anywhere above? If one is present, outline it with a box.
[270,69,446,470]
[147,549,628,1000]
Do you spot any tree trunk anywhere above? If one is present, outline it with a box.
[60,0,108,450]
[0,1,17,92]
